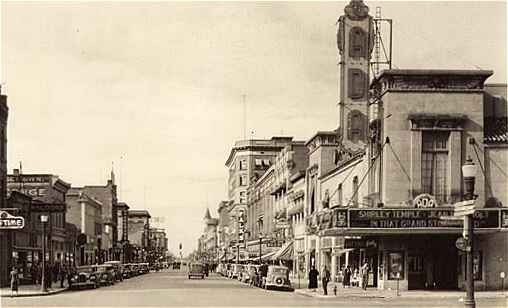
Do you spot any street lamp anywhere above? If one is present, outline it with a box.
[462,156,477,308]
[40,214,49,293]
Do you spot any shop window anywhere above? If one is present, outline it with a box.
[421,131,450,204]
[388,251,405,280]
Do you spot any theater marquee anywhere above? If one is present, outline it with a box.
[306,207,508,235]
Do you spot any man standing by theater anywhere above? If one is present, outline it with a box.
[360,260,370,291]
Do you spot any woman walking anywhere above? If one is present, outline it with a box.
[342,265,352,288]
[10,266,19,297]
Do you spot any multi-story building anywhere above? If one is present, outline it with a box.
[0,89,10,286]
[246,164,275,261]
[7,173,71,267]
[217,200,233,262]
[225,138,296,242]
[66,188,103,265]
[149,228,168,263]
[128,209,151,262]
[79,171,118,261]
[287,171,306,279]
[304,0,508,291]
[271,142,308,253]
[199,209,218,263]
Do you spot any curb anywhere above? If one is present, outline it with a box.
[294,289,385,299]
[0,287,68,298]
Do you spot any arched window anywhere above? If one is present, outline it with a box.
[310,188,315,214]
[349,27,368,58]
[347,110,366,143]
[337,183,343,206]
[352,176,359,207]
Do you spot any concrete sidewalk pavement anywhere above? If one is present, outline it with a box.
[0,281,69,298]
[294,281,508,299]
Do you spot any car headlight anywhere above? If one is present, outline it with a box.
[89,275,96,281]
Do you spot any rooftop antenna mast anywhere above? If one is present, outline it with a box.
[371,6,393,77]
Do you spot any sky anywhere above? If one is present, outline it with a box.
[1,1,506,255]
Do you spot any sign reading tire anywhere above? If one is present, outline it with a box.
[0,210,25,229]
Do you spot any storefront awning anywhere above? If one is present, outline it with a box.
[272,241,293,261]
[261,251,276,261]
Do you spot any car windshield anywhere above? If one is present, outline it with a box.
[269,268,287,274]
[190,264,203,271]
[77,267,94,273]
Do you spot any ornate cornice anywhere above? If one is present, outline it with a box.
[371,69,493,96]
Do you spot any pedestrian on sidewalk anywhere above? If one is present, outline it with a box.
[30,263,37,285]
[60,265,67,288]
[308,266,319,291]
[360,260,370,291]
[10,266,19,297]
[322,266,331,295]
[342,265,351,288]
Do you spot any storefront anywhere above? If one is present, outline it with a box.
[311,206,508,291]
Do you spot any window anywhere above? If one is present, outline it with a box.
[337,184,343,206]
[239,160,247,170]
[352,176,359,207]
[239,175,247,186]
[349,27,368,58]
[239,191,246,204]
[348,110,366,143]
[262,159,271,167]
[421,131,450,204]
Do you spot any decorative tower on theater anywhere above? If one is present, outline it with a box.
[336,0,375,145]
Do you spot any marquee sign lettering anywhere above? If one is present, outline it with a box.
[0,211,25,229]
[306,208,506,232]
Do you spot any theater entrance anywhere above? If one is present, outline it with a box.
[408,236,458,290]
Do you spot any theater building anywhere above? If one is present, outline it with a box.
[305,0,508,291]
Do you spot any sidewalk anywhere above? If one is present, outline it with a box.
[293,281,508,299]
[0,281,69,298]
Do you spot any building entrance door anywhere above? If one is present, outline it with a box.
[425,237,458,290]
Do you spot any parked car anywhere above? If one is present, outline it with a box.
[139,263,150,274]
[188,263,205,279]
[70,265,99,289]
[122,263,134,279]
[96,264,116,286]
[263,265,293,291]
[104,261,124,282]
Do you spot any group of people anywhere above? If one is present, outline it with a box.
[307,260,371,295]
[341,261,370,290]
[9,262,78,297]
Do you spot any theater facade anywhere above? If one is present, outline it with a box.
[305,69,508,291]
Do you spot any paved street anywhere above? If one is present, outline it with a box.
[1,270,506,307]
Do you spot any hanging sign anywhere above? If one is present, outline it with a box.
[0,210,25,229]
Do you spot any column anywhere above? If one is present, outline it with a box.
[331,254,337,282]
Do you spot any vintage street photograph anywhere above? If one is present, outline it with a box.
[0,1,507,307]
